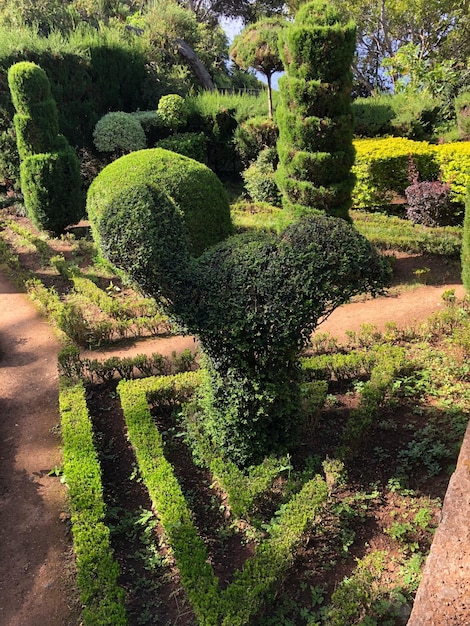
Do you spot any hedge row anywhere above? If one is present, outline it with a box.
[59,380,127,625]
[118,373,328,626]
[353,137,470,209]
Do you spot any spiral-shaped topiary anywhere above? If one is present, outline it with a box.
[8,61,83,234]
[276,0,356,220]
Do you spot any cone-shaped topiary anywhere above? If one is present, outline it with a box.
[276,0,356,220]
[8,61,84,235]
[462,180,470,293]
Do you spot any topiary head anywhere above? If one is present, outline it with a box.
[7,62,52,114]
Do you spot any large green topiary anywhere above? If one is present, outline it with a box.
[88,152,390,466]
[8,61,83,234]
[276,0,356,220]
[462,180,470,292]
[86,148,233,261]
[180,217,390,465]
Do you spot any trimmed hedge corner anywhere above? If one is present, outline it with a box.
[59,380,127,625]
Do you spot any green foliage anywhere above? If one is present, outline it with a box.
[0,24,154,187]
[183,216,391,465]
[8,61,84,234]
[353,137,438,208]
[352,209,462,257]
[242,146,281,205]
[322,551,404,625]
[59,380,127,625]
[155,132,207,163]
[157,93,188,130]
[352,96,395,137]
[353,138,470,209]
[234,115,279,166]
[118,374,328,626]
[455,92,470,140]
[230,17,285,118]
[461,181,470,293]
[93,111,146,155]
[276,0,356,219]
[86,147,232,264]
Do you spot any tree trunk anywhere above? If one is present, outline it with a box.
[267,73,273,119]
[175,38,215,91]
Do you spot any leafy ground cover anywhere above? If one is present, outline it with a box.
[1,205,469,625]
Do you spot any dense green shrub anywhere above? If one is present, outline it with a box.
[89,151,389,467]
[157,93,188,131]
[455,92,470,140]
[8,61,83,234]
[182,217,391,465]
[242,147,281,206]
[86,148,232,263]
[60,380,127,625]
[0,25,157,187]
[462,181,470,293]
[276,0,356,219]
[234,116,279,166]
[155,132,207,162]
[353,137,470,209]
[93,111,146,155]
[388,92,441,140]
[353,138,440,208]
[352,97,395,137]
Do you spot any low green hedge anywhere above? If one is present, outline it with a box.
[118,374,328,626]
[353,137,470,209]
[59,380,127,625]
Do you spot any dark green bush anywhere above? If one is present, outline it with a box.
[8,61,84,234]
[86,147,232,261]
[242,147,281,206]
[234,116,279,167]
[20,146,83,233]
[352,97,394,137]
[276,0,356,219]
[0,25,157,187]
[155,132,207,163]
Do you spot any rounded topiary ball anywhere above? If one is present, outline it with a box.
[87,148,233,260]
[93,111,146,154]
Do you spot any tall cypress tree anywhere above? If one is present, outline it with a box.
[276,0,356,220]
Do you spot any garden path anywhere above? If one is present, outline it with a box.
[0,258,467,624]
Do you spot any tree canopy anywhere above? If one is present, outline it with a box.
[230,17,285,117]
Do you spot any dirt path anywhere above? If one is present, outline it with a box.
[0,271,80,625]
[0,262,466,624]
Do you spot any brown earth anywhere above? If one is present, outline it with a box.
[0,245,467,624]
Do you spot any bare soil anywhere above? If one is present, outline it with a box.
[0,216,467,625]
